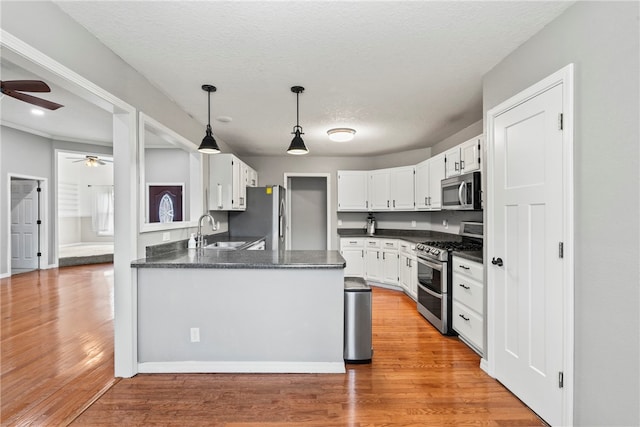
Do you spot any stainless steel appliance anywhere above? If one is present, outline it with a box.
[416,222,483,334]
[441,171,482,211]
[229,185,286,250]
[366,214,376,236]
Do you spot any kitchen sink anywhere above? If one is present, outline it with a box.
[204,241,247,250]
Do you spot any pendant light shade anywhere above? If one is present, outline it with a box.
[198,84,221,154]
[287,86,308,155]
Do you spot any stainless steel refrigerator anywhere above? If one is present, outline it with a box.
[229,185,286,250]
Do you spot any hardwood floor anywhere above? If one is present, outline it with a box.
[2,264,544,426]
[1,264,117,426]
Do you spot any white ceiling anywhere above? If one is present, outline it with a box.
[5,1,573,156]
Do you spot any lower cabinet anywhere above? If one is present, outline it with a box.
[340,238,365,277]
[451,254,485,355]
[340,237,416,299]
[398,241,417,299]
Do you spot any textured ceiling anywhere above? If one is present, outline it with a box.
[15,1,574,156]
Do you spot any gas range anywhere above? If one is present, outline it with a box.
[416,240,483,261]
[416,221,484,261]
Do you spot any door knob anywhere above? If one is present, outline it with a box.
[491,257,504,267]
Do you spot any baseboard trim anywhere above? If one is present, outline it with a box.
[480,358,491,376]
[138,361,346,374]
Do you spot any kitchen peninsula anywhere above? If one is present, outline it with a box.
[131,241,346,374]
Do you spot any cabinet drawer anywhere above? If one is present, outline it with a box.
[340,238,364,249]
[398,240,416,255]
[452,273,483,314]
[453,301,484,352]
[365,239,380,248]
[452,256,483,282]
[381,239,398,250]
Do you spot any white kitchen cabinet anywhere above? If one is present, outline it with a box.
[445,134,483,178]
[415,152,445,210]
[209,154,255,211]
[451,254,484,355]
[380,239,399,285]
[364,239,382,281]
[368,167,414,211]
[390,166,415,210]
[460,135,483,174]
[368,169,391,211]
[337,170,369,211]
[246,165,258,187]
[340,238,365,277]
[398,240,417,299]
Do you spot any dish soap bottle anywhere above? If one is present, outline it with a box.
[188,233,197,249]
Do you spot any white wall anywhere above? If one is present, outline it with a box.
[0,126,117,272]
[1,1,231,262]
[482,2,639,425]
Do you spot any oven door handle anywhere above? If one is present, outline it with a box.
[417,282,443,299]
[418,257,443,271]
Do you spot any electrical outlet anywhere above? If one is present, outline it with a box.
[190,327,200,343]
[162,232,170,241]
[411,221,416,228]
[443,219,449,229]
[338,219,343,226]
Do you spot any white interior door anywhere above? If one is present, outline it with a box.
[11,179,39,270]
[490,83,565,426]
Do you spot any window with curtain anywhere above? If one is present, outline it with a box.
[91,185,114,236]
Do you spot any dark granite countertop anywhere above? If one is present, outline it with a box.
[452,250,483,264]
[337,228,462,244]
[132,249,346,269]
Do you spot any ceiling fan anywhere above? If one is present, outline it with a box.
[67,155,113,167]
[0,80,64,110]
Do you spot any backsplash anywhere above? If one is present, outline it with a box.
[337,210,483,235]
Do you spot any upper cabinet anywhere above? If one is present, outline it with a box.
[368,169,391,211]
[445,135,484,178]
[369,166,415,211]
[415,152,445,210]
[209,154,257,211]
[337,134,483,212]
[337,170,369,211]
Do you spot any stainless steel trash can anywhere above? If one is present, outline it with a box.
[344,277,372,363]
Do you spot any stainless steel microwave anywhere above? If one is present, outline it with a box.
[441,171,482,210]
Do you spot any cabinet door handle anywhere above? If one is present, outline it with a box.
[459,265,470,270]
[383,252,386,260]
[459,283,470,290]
[455,162,460,171]
[428,196,431,205]
[387,200,390,208]
[460,160,465,170]
[424,197,427,205]
[393,200,396,208]
[459,314,470,321]
[366,200,368,209]
[408,259,412,267]
[377,252,379,259]
[361,250,364,257]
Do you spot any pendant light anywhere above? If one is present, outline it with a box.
[198,84,220,154]
[287,86,308,155]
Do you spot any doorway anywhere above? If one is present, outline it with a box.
[9,176,44,274]
[285,174,331,250]
[486,64,574,426]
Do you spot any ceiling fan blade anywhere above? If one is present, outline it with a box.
[98,160,106,165]
[1,80,51,93]
[3,89,64,110]
[72,159,85,163]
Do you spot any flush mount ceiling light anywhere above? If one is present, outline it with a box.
[198,84,221,154]
[327,128,356,142]
[287,86,308,155]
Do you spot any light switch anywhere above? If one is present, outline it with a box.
[190,327,200,342]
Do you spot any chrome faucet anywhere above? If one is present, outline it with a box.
[197,213,216,248]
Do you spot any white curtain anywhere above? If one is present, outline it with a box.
[91,186,114,236]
